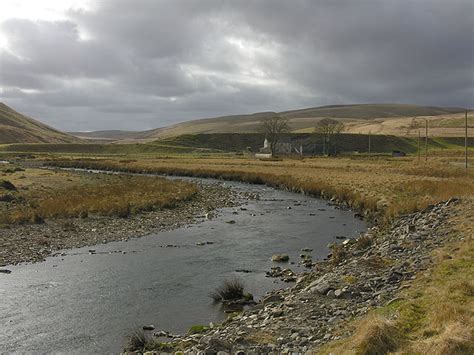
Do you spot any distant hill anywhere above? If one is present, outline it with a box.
[70,103,467,142]
[0,103,81,144]
[279,103,465,119]
[147,103,467,139]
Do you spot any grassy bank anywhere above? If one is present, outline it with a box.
[320,200,474,354]
[45,155,474,223]
[0,166,197,224]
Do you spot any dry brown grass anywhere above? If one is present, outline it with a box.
[45,156,473,223]
[413,322,473,355]
[352,315,402,355]
[0,170,197,224]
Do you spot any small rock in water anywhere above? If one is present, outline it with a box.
[235,269,252,273]
[226,220,236,224]
[271,254,289,262]
[0,269,12,274]
[301,248,313,252]
[142,325,155,331]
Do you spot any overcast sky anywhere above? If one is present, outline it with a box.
[0,0,473,131]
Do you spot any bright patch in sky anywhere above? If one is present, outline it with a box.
[0,0,91,22]
[0,0,92,48]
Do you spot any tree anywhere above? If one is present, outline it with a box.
[260,115,290,155]
[314,118,343,155]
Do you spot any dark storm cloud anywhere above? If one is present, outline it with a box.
[0,0,472,131]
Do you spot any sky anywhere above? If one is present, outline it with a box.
[0,0,473,131]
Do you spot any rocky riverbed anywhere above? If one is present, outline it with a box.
[125,198,463,354]
[0,181,241,266]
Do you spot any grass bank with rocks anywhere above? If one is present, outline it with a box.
[0,165,238,265]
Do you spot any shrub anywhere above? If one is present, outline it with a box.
[0,180,16,191]
[330,244,347,265]
[210,278,245,302]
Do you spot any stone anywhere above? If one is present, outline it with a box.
[263,294,284,304]
[0,269,12,274]
[142,325,155,331]
[272,254,290,262]
[271,310,284,317]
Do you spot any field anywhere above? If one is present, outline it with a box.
[342,111,474,137]
[0,164,198,225]
[44,154,474,223]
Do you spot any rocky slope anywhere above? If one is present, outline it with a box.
[127,198,463,353]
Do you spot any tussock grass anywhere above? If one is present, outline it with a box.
[0,175,197,224]
[356,235,373,250]
[352,315,401,354]
[125,329,174,352]
[329,243,347,265]
[210,278,245,302]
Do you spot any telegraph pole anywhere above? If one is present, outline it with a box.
[425,119,428,162]
[466,110,469,169]
[368,131,371,155]
[418,130,421,161]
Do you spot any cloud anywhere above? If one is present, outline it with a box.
[0,0,472,131]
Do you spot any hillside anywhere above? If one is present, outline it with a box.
[147,104,467,139]
[0,103,81,144]
[69,104,468,142]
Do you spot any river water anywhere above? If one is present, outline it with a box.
[0,178,366,354]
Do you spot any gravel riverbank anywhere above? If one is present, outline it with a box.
[125,198,465,354]
[0,181,241,266]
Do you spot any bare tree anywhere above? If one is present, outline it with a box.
[260,115,290,155]
[314,118,343,155]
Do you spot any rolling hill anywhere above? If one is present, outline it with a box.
[69,103,468,142]
[0,103,81,144]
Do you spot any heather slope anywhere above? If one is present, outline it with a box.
[0,103,81,144]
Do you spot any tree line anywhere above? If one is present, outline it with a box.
[260,115,343,156]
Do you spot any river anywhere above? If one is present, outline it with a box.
[0,178,366,354]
